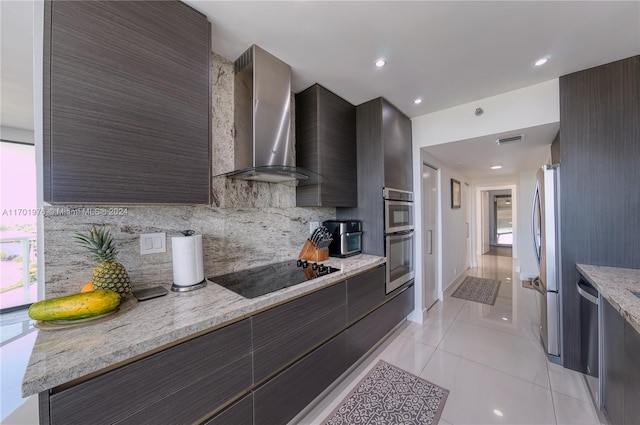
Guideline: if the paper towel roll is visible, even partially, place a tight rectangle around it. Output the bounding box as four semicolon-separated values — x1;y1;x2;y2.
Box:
172;234;204;286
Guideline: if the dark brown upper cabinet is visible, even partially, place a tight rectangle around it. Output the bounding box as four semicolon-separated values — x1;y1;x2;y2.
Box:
295;84;357;207
353;97;413;192
43;1;211;204
380;98;413;192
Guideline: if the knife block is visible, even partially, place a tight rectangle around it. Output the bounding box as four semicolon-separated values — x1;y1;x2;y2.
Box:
298;239;329;262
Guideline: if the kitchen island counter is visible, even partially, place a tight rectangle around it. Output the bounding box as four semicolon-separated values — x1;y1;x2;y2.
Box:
577;264;640;334
22;254;385;397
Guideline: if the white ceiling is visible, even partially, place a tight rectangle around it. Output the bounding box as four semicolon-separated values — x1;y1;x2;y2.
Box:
187;0;640;118
423;122;560;180
2;1;639;180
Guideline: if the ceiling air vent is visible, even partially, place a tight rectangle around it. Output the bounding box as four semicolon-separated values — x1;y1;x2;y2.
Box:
496;134;525;145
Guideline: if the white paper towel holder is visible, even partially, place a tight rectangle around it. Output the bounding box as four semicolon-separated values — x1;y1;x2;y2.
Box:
170;230;208;293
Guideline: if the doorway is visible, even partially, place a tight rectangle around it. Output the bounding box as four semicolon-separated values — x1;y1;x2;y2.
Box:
485;190;513;257
494;194;513;246
476;185;517;260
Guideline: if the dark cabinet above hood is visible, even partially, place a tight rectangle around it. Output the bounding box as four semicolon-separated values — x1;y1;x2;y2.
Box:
221;45;320;185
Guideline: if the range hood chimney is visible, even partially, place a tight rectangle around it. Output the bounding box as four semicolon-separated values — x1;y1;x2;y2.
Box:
223;45;319;184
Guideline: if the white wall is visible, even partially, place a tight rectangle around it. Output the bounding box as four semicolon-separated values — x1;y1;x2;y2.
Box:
411;79;559;147
410;79;559;322
439;166;470;292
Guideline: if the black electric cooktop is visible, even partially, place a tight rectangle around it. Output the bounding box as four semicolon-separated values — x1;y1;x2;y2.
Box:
210;260;339;299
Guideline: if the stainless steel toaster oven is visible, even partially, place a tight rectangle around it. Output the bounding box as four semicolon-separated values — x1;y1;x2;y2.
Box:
323;220;362;257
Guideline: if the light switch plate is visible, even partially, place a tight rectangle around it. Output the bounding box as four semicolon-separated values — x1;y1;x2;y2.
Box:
140;233;166;255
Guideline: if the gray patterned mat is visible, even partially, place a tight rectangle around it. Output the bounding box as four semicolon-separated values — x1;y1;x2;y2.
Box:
451;276;501;305
323;360;449;425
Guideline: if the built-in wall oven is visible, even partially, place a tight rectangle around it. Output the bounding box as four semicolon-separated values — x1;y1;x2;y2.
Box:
384;188;415;293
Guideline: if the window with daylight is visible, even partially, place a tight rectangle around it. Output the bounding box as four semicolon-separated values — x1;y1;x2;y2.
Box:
0;140;39;311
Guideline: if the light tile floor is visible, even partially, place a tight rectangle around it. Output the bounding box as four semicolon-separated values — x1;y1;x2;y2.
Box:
296;254;602;425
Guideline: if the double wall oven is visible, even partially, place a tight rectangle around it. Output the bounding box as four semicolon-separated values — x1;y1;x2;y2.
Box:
384;188;415;293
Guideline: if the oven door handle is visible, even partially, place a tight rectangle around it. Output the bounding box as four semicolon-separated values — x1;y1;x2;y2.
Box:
386;229;415;236
345;232;362;237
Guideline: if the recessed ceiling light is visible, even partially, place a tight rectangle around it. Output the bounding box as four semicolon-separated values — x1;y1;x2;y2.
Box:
375;59;386;68
534;57;548;67
490;164;503;170
493;409;504;417
414;98;423;105
502;317;509;321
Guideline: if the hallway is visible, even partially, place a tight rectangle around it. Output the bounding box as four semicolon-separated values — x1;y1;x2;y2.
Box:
297;254;601;425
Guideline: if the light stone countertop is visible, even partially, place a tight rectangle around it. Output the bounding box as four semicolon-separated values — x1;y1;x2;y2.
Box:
576;264;640;334
22;254;385;397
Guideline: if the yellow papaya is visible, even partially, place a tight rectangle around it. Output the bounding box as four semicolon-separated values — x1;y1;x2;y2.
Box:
28;289;121;321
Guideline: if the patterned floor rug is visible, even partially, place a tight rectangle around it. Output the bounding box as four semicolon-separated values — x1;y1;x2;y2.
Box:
322;360;449;425
451;276;501;305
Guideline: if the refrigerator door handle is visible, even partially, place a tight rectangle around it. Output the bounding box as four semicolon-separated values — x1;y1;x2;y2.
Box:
427;230;433;254
531;182;541;265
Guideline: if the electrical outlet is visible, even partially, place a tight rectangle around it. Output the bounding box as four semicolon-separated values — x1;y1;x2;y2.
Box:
310;221;320;234
140;233;166;255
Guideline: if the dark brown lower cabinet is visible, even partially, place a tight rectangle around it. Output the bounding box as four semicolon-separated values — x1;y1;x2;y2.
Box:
602;297;640;425
253;303;347;384
624;321;640;424
347;283;414;364
251;282;347;385
254;332;348;425
40;266;414;425
43;319;252;425
115;355;252;425
603;298;625;425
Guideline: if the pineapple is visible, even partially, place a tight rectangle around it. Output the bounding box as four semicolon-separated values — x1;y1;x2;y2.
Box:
75;226;131;298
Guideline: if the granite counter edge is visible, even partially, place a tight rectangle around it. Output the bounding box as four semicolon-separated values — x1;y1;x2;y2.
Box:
576;264;640;334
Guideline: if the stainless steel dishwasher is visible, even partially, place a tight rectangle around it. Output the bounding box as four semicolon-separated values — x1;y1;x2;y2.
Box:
577;277;600;407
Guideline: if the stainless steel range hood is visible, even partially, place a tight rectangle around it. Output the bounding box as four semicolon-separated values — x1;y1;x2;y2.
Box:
224;45;319;185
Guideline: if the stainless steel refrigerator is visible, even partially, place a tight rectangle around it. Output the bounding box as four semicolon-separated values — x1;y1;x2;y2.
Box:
532;164;562;363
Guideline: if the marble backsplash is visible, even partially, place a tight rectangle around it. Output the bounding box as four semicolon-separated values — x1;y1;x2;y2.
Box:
43;206;334;298
43;51;335;297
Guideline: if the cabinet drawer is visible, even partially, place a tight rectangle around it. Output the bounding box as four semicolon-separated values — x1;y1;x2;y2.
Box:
49;319;251;425
253;281;346;349
347;284;413;364
117;354;252;425
254;332;348;425
347;265;385;324
203;393;253;425
254;304;346;383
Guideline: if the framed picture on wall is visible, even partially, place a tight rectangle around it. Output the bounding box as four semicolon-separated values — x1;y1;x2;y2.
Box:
451;179;461;209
